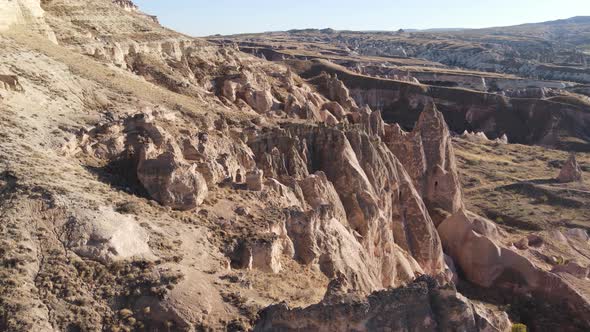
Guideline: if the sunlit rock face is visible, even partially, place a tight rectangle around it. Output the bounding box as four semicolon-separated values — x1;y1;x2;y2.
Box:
384;103;464;224
254;276;512;332
0;0;57;43
249;123;447;293
112;0;138;12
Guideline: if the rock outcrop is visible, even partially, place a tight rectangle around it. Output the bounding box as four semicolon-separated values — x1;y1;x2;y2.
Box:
293;60;590;147
558;153;584;183
246;169;264;191
230;236;289;274
137;149;208;210
112;0;138;12
385;103;464;223
0;74;23;92
218;68;352;124
0;0;57;43
254;276;511;332
438;210;522;288
124;112;210;210
69;206;155;263
324;74;358;110
437;209;590;329
64;109;255;210
461;130;509;144
250;123;447;292
552;261;590;279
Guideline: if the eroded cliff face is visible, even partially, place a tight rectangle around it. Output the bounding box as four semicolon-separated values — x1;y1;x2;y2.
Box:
0;0;56;42
64;93;590;331
1;1;589;331
255;276;511;332
330;61;575;93
438;210;590;331
42;0;194;69
384;103;464;222
112;0;138;12
299;60;590;148
319;30;590;84
64;104;450;295
249;122;447;291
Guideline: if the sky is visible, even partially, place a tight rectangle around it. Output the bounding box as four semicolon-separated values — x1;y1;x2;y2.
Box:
134;0;590;37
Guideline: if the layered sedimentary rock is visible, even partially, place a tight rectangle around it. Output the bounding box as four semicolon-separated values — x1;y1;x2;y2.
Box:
250;123;447;292
296;60;590;147
112;0;138;12
304;28;590;83
373;104;590;330
65;104;453;299
48;48;590;330
0;0;57;43
254;276;511;332
406;71;570;93
41;0;196;69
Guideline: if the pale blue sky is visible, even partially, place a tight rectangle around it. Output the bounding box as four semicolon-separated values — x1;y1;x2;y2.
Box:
134;0;590;36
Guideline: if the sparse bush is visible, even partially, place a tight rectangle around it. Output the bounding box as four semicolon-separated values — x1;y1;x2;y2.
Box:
512;323;527;332
115;201;141;215
555;255;565;265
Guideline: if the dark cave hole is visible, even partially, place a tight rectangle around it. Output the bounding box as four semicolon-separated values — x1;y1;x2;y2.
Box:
84;156;150;199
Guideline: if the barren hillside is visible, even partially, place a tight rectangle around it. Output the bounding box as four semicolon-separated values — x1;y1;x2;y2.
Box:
0;1;589;332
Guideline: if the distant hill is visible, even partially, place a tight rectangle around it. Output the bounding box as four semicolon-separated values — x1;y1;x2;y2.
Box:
404;28;469;32
462;16;590;47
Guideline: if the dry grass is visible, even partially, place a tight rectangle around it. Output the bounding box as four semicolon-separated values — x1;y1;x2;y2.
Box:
5;28;251;124
454;138;590;232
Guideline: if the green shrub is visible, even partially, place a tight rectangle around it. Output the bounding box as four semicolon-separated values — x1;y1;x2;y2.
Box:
512;323;527;332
